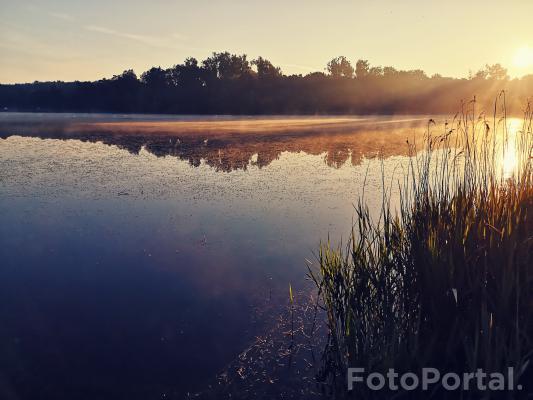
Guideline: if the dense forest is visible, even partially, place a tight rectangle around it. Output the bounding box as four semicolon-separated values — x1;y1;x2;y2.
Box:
1;52;532;115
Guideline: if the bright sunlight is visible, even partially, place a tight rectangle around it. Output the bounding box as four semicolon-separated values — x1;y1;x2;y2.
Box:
513;46;533;69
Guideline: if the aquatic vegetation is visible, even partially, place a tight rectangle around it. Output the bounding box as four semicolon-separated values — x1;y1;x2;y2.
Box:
311;95;533;398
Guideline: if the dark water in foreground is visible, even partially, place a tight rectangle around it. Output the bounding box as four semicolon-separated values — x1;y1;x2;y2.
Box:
0;113;439;399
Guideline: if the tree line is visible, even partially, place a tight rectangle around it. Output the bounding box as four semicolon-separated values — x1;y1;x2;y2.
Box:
1;52;532;115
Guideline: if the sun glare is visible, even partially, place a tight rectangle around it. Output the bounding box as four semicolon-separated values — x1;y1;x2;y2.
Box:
501;119;521;179
513;46;533;69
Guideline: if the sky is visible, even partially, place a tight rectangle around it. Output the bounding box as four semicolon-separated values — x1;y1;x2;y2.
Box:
1;0;533;83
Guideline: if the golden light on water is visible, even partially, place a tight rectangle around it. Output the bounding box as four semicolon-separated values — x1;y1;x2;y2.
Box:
501;118;521;179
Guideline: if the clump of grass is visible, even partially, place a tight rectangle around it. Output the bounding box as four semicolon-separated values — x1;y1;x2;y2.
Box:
311;95;533;398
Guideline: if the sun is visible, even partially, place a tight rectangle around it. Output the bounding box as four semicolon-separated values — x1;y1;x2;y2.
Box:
513;46;533;69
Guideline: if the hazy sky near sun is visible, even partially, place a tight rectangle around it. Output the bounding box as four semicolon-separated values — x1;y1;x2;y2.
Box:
1;0;533;83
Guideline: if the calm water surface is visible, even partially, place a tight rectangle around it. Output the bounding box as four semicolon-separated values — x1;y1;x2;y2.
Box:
0;113;444;399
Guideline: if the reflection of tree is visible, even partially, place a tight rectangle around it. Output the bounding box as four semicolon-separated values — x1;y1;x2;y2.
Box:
0;119;428;172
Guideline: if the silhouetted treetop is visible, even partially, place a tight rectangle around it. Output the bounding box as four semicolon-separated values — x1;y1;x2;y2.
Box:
327;56;354;78
252;57;282;79
355;60;370;79
202;52;252;80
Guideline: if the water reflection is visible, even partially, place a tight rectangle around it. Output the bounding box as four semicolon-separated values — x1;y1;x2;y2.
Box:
3;118;414;399
0;113;431;171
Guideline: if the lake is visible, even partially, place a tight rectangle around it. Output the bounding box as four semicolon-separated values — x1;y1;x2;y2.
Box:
0;113;465;399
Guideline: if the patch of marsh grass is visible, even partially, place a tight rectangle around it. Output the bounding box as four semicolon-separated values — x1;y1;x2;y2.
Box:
311;95;533;398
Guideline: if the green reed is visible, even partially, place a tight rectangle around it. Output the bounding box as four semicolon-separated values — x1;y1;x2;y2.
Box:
310;94;533;398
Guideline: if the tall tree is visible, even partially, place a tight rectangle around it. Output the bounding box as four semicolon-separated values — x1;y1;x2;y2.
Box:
202;52;252;80
140;67;169;88
355;60;370;79
252;57;282;79
327;56;354;78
